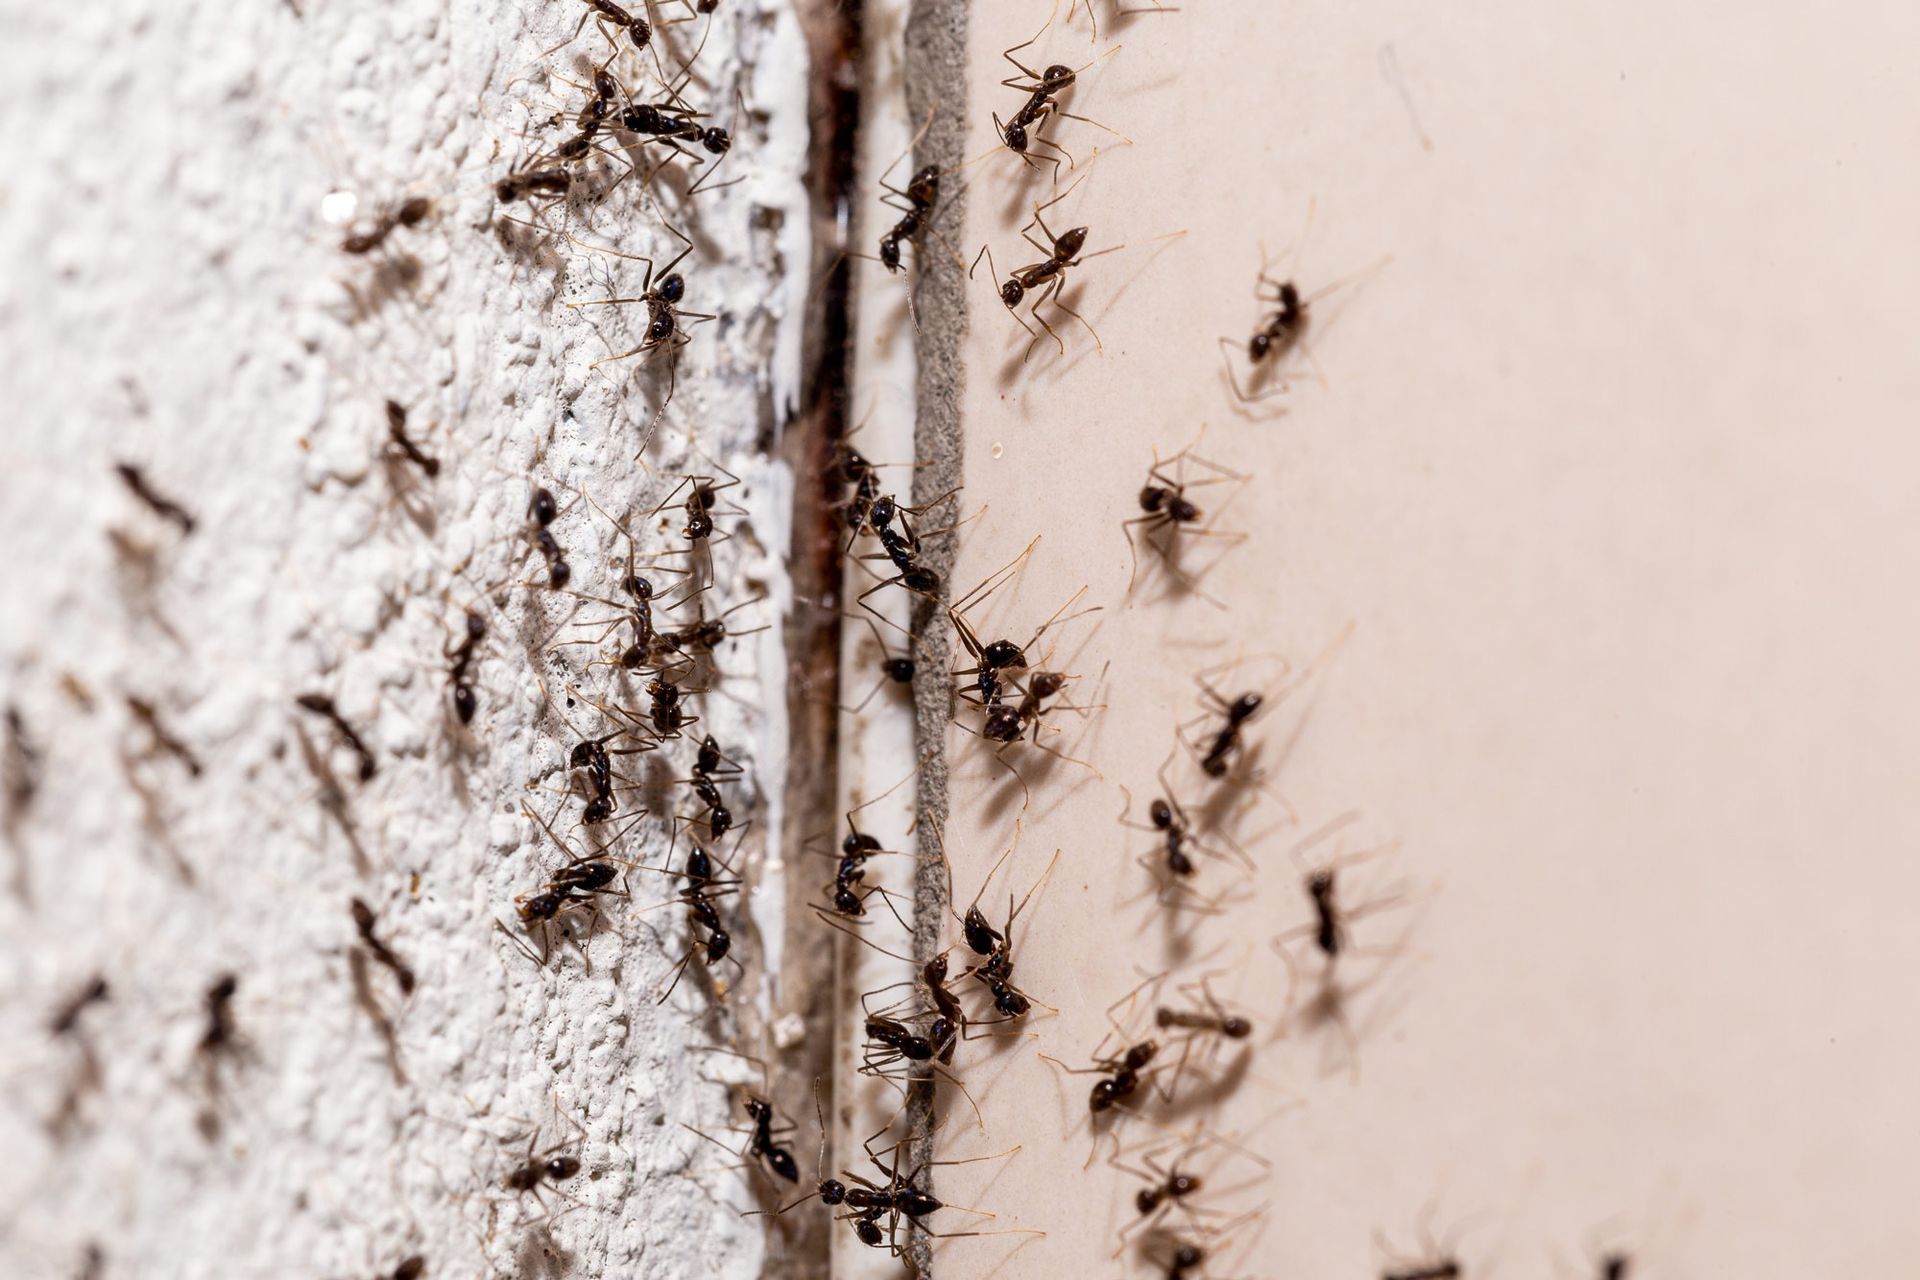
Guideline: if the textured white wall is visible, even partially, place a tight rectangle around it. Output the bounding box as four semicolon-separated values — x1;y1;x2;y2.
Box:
0;0;812;1276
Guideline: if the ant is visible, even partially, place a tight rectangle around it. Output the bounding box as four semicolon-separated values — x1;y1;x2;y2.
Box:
568;219;713;415
50;975;110;1038
341;196;433;255
1123;439;1248;598
197;974;240;1058
1114;1132;1269;1256
382;400;440;478
1153;971;1254;1099
837;1126;1033;1258
494;164;572;206
1121;763;1255;910
1038;972;1170;1158
1218;221;1388;405
648;832;742;1003
542;0;655;61
497;806;639;967
743;1095;800;1183
1189;683;1260;781
295;693;377;781
351;898;416;995
114;463;195;534
993;13;1125;175
524;485;572;588
948;545;1093;713
125;694;204;777
384;1259;426;1280
1274;812;1403;965
878;164;940;273
646;672;697;738
649;458;743;581
956;845;1060;1021
678;733;743;844
499;1124;584;1216
444;608;486;725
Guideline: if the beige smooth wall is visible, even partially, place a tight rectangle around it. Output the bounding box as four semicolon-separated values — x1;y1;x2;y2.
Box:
920;1;1920;1275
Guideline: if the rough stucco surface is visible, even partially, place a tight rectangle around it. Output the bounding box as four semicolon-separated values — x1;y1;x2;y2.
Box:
0;1;810;1275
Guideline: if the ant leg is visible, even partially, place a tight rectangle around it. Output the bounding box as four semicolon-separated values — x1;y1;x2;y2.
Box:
1024;279;1068;361
1000;0;1062;81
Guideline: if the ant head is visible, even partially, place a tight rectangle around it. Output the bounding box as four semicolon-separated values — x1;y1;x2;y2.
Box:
1030;670;1067;697
647;312;675;344
884;656;915;683
464;609;487;641
630;18;652;47
529;488;558;526
702;127;731;155
1056;226;1089;259
908;165;940;197
1089;1079;1119;1112
698;0;718;11
705;929;732;963
697;733;724;769
708;805;733;838
570;740;606;769
878;233;902;272
999;278;1025;308
819;1178;847;1206
1149;798;1174;830
396;196;433;226
1042;63;1076;89
494;177;520;203
842;830;882;856
624;572;655;600
619;644;647;671
768;1147;800;1183
1170;495;1201;523
1004;121;1029;152
1127;1041;1159;1070
993;983;1030;1017
686;511;714;539
593;68;619;98
833;885;864;915
836;445;870;482
1173;1244;1205;1269
393;1258;426;1280
1602;1254;1630;1280
1247;332;1272;362
982;639;1025;670
546;1155;582;1181
925;951;950;983
1223;1016;1252;1038
900;1189;940;1216
983;704;1023;743
744;1096;772;1122
454;684;478;724
1279;280;1302;314
870;495;897;526
1139;484;1169;513
1231;692;1263;721
660;272;686;303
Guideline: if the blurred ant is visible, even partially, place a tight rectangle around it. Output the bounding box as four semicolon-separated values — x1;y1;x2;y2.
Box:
1038;972;1168;1162
648;457;743;585
498;1120;585;1218
1153;971;1254;1101
382;400;440;478
993;11;1126;175
197;973;241;1059
1120;759;1255;911
523;484;573;589
1123;439;1248;600
1114;1131;1269;1257
840;612;915;715
384;1259;426;1280
568;218;713;417
1273;812;1404;965
295;693;377;781
126;694;203;777
341;196;433;256
494;164;572;208
445;608;486;725
50;975;111;1038
1219;218;1389;405
114;463;195;534
351;897;416;995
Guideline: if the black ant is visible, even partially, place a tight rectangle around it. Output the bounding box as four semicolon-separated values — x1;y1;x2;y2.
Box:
1123;439;1248;598
685;1057;806;1188
524;485;572;589
836;1126;1033;1257
1190;683;1260;781
1599;1257;1630;1280
678;733;743;844
197;974;240;1058
295;693;377;781
554;487;697;678
1038;972;1170;1157
542;0;655;61
1274;812;1404;965
497;806;638;967
646;672;697;738
382;400;439;478
650;458;743;580
494;165;573;206
647;832;742;1003
878;164;940;273
1120;764;1254;910
114;463;195;535
569;219;713;421
341;196;433;255
1114;1132;1269;1256
993;15;1125;175
948;545;1093;714
385;1258;426;1280
445;608;486;725
351;898;416;995
956;844;1059;1021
